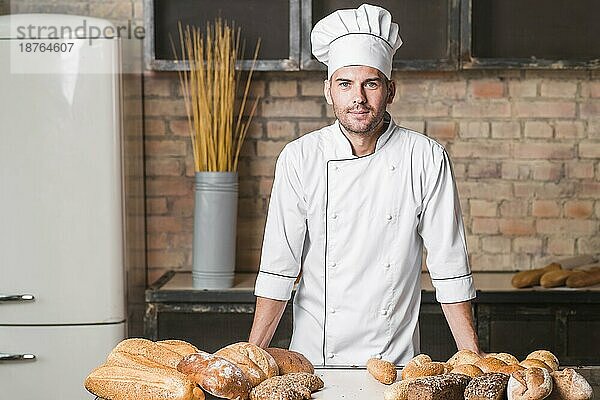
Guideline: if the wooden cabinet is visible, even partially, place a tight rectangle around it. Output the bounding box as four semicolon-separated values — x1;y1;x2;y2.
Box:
145;271;600;364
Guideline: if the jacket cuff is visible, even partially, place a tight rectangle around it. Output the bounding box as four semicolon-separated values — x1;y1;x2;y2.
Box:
254;271;296;301
431;274;476;303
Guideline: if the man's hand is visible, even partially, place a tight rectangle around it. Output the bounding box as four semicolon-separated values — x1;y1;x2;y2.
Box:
440;300;482;355
248;296;288;348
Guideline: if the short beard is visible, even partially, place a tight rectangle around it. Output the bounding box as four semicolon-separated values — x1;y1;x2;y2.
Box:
333;104;387;136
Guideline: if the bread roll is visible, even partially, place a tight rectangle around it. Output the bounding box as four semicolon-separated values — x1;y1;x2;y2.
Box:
447;349;482;368
215;342;278;387
521;358;553;372
566;270;600;288
547;368;593;400
112;338;183;370
178;351;251;400
157;340;200;357
451;364;484;378
486;352;519;365
475;357;508;374
497;364;526;375
407;374;471;400
84;364;204;400
367;358;397;384
265;348;314;374
540;270;575;288
526;350;560;371
401;360;446;380
464;372;510;400
401;354;431;379
512;263;562;288
383;379;414;400
507;367;553;400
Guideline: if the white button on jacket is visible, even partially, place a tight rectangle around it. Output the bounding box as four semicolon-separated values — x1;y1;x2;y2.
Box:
254;116;475;366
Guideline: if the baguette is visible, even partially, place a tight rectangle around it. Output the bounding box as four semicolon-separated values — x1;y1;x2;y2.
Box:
566;270;600;288
512;263;562;288
540;270;575;288
112;338;183;370
84;364;204;400
157;340;200;357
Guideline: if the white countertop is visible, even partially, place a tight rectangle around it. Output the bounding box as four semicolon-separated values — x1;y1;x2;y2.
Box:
312;367;391;399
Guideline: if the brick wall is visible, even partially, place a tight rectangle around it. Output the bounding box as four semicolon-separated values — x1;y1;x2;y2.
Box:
145;69;600;283
6;0;599;283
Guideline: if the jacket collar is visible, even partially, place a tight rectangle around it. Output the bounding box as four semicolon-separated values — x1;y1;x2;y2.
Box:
331;112;396;159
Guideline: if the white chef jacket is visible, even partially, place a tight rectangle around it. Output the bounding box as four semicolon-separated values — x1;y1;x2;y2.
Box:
254;114;475;366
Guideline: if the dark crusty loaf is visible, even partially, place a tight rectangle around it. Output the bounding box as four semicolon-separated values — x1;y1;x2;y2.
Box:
249;373;324;400
464;372;510;400
265;348;314;375
406;373;471;400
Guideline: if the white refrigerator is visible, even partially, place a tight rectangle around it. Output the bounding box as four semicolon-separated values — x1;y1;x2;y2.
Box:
0;14;127;399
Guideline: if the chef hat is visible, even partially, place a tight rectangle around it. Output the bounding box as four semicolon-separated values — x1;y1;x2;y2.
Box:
311;3;403;79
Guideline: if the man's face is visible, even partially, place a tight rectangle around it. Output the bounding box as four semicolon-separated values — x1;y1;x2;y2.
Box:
324;66;395;136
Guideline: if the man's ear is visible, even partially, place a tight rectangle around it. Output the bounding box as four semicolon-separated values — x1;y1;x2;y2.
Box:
324;79;333;105
387;80;396;105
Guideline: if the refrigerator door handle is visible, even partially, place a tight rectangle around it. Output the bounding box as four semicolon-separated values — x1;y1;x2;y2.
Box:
0;353;36;361
0;294;35;302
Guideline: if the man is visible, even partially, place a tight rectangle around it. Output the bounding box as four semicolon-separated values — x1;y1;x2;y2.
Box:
249;4;481;366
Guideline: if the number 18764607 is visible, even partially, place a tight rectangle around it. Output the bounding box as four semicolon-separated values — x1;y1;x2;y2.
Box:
18;42;74;53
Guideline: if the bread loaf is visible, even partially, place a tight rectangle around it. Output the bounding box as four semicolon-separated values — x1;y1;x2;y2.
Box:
157;340;200;357
547;368;593;400
249;373;323;400
402;360;446;380
264;348;314;374
507;367;553;400
383;379;414;400
177;351;251;400
486;352;519;365
112;338;183;370
566;270;600;288
520;358;553;372
447;349;482;368
526;350;560;371
215;342;278;387
367;358;397;384
464;372;510;400
84;364;204;400
497;364;526;375
540;270;575;288
406;373;471;400
106;350;175;373
475;357;508;374
450;364;484;378
512;263;562;288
